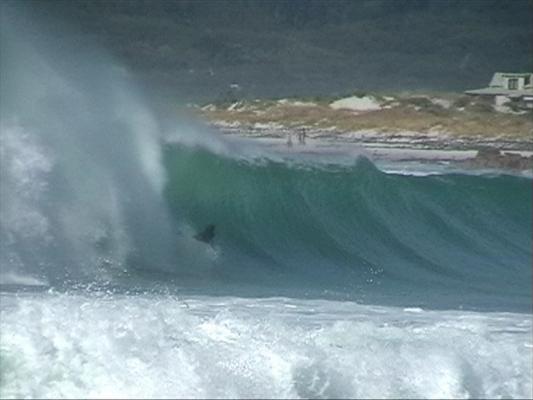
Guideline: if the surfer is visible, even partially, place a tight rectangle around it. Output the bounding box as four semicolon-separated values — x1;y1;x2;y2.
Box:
194;224;216;245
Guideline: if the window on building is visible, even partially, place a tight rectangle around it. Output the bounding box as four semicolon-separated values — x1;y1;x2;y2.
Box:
508;78;519;90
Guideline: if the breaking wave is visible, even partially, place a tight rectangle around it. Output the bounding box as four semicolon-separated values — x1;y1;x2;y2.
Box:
1;6;531;312
1;5;531;399
162;145;532;311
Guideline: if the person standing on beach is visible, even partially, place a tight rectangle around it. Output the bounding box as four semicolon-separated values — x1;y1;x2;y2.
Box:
287;132;293;147
297;127;307;145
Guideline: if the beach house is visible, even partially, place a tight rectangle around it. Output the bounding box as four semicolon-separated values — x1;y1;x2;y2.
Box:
465;72;533;109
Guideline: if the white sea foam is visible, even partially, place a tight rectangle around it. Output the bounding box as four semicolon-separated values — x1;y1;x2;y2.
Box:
1;292;530;399
0;123;53;243
0;272;47;286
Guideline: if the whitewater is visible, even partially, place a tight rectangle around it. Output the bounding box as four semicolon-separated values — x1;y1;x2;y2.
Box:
1;5;531;399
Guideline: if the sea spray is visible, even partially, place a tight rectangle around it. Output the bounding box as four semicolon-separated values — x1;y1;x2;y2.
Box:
0;6;191;285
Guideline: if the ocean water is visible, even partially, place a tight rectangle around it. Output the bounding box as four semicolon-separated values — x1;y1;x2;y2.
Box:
161;145;531;313
1;292;531;399
1;5;532;399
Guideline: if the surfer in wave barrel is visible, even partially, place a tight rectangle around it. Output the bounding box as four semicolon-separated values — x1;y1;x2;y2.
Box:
194;224;216;245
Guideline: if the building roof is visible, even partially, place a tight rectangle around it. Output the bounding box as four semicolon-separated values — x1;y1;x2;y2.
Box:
465;88;533;97
466;72;533;97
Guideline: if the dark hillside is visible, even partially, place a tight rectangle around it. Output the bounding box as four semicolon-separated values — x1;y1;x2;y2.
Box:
6;0;532;102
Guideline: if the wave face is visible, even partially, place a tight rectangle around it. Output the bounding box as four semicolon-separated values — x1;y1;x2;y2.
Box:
164;145;532;311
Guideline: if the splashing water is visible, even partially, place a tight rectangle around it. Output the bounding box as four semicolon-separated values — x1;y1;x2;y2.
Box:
1;4;531;399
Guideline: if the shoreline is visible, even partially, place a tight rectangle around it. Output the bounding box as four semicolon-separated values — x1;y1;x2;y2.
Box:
202;120;533;175
210;120;533;150
191;92;532;173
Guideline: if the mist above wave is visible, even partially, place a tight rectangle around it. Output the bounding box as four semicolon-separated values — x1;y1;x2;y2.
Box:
0;7;185;285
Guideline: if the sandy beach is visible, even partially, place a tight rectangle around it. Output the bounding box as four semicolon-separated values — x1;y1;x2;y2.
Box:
193;93;533;174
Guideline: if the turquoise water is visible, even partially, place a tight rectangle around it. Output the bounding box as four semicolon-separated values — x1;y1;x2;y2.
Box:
162;145;532;311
